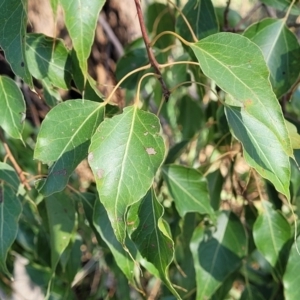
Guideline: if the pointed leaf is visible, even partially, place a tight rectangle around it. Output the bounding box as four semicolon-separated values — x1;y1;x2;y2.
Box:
0;185;22;278
0;76;26;140
60;0;106;76
283;236;300;300
285;120;300;149
34;100;104;196
253;201;292;273
190;211;246;299
45;192;75;272
162;165;215;219
93;198;137;287
190;33;292;199
88;106;165;243
25;34;72;89
0;0;32;86
127;189;179;297
176;0;219;41
244;18;300;97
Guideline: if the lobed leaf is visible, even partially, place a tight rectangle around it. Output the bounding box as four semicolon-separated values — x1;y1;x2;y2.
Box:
0;76;26;140
60;0;106;77
190;32;292;199
34;100;104;196
88;106;166;244
0;0;32;86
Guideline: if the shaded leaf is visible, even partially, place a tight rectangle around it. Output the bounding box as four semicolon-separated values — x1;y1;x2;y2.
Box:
253;201;292;273
0;0;32;86
26;34;72;89
88;106;165;244
127;189;179;297
164;140;189;164
240;284;266;300
176;0;219;41
45;192;75;272
162;165;215;219
283;236;300;300
0;76;26;140
0;162;20;190
190;211;246;299
207;169;223;211
0;185;22;278
60;0;106;77
260;0;300;16
34;100;104;196
244;18;300;97
190;32;292;199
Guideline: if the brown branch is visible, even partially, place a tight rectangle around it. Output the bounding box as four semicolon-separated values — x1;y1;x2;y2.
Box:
223;0;231;31
134;0;170;102
0;130;31;190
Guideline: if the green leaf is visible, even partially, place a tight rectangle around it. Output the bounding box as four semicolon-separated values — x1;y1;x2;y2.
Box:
190;32;292;199
283;236;300;300
0;0;32;86
0;185;22;278
88;106;166;244
50;0;59;16
34;100;104;196
162;165;215;219
45;192;75;272
244;18;300;97
190;211;246;299
25;34;72;90
285;120;300;149
253;201;292;273
0;76;26;140
93;198;138;288
127;189;179;297
176;0;219;41
60;0;106;77
207;169;223;211
0;162;20;190
260;0;300;16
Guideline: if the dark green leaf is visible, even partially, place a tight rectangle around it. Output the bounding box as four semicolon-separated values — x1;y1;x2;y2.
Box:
207;169;223;211
0;76;26;140
0;162;20;190
244;18;300;97
0;0;32;86
162;164;215;219
88;106;165;244
260;0;300;16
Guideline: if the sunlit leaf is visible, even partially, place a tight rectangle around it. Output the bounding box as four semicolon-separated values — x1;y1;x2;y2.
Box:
45;192;75;272
127;189;180;297
162;165;215;219
190;211;246;299
34;100;104;196
190;32;292;199
60;0;106;77
285;120;300;149
26;34;72;90
0;76;26;140
244;18;300;97
0;0;32;86
253;201;292;273
88;106;166;244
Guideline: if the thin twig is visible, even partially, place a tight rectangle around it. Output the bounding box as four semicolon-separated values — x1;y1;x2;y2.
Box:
134;0;170;101
0;130;31;190
223;0;231;31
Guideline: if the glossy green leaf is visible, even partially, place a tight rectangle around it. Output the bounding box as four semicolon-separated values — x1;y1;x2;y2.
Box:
0;76;26;140
176;0;219;41
253;201;292;273
34;100;104;196
283;236;300;300
88;106;165;244
93;198;138;288
0;0;32;86
244;18;300;97
190;33;292;199
127;189;179;297
25;34;72;90
60;0;106;77
0;162;20;190
190;211;246;299
0;185;22;278
260;0;300;16
162;165;215;219
146;3;175;49
45;192;75;272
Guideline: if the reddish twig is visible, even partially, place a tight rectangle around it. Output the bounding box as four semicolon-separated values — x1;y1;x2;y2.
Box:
134;0;170;101
0;130;31;190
